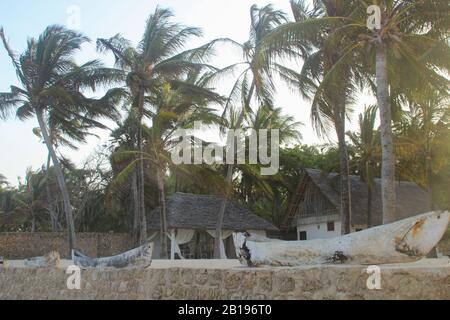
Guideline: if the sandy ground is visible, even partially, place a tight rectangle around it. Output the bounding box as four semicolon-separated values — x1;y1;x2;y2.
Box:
2;257;449;270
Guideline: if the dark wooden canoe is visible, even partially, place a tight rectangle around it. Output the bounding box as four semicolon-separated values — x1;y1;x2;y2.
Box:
72;243;153;269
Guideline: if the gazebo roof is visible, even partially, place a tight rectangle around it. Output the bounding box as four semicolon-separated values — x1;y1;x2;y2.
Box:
147;192;279;232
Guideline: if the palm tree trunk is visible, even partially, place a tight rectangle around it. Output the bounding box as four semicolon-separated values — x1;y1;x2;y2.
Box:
367;186;372;228
157;168;168;259
214;82;256;259
131;167;140;246
36;109;76;255
136;90;147;245
375;43;396;224
425;131;434;210
45;153;59;232
333;103;352;235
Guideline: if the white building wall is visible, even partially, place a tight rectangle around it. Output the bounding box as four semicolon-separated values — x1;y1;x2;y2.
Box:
297;220;369;240
297;221;342;240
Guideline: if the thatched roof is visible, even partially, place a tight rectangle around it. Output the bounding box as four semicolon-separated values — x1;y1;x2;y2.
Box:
147;193;278;232
299;169;430;226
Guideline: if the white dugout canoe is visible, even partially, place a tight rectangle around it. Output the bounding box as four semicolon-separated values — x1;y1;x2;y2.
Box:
233;211;450;267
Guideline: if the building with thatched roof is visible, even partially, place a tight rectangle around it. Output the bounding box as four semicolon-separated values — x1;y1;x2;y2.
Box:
148;192;278;259
283;169;430;241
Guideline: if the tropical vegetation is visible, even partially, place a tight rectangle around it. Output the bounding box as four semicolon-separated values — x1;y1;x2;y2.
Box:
0;1;448;258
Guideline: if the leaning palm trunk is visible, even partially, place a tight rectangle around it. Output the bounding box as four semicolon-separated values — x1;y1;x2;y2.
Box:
36;110;76;255
156;169;168;259
214;82;256;259
333;102;352;235
375;43;396;223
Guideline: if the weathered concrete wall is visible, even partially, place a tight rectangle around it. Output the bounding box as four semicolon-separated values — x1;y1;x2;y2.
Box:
0;262;449;300
0;233;133;259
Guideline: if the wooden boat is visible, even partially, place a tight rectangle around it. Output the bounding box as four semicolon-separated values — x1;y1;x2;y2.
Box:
72;243;153;269
233;211;450;267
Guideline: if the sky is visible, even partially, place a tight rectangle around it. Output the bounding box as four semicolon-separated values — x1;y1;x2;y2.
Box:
0;0;376;185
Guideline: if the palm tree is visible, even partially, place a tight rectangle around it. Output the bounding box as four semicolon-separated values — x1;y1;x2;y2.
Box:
97;7;217;246
14;168;47;232
262;0;359;234
0;25;123;254
147;77;222;257
33;114;112;232
247;104;303;143
212;4;307;257
395;89;450;210
113;74;223;257
351;0;449;222
109;114;144;244
348;106;381;227
239;104;303;222
263;0;449;224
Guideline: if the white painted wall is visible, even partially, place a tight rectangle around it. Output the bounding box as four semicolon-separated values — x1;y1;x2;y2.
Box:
297;221;342;240
297;221;369;240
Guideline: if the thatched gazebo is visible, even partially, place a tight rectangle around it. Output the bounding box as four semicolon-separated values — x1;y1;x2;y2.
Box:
147;193;278;259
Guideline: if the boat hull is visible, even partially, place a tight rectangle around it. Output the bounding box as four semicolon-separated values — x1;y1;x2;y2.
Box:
72;243;153;269
233;211;450;267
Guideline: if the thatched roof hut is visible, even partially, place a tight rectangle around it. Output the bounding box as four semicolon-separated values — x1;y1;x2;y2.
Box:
148;193;278;259
284;169;430;238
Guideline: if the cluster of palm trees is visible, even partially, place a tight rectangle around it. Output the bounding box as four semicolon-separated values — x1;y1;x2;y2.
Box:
0;1;448;258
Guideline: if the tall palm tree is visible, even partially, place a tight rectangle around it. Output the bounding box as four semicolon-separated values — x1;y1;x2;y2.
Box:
97;7;217;246
146;77;223;257
348;0;449;222
109;114;144;244
262;0;359;234
348;106;381;227
113;74;223;257
212;4;307;257
0;25;123;254
263;0;449;224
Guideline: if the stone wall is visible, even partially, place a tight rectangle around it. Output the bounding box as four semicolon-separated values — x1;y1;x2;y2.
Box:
0;233;133;259
0;262;449;300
